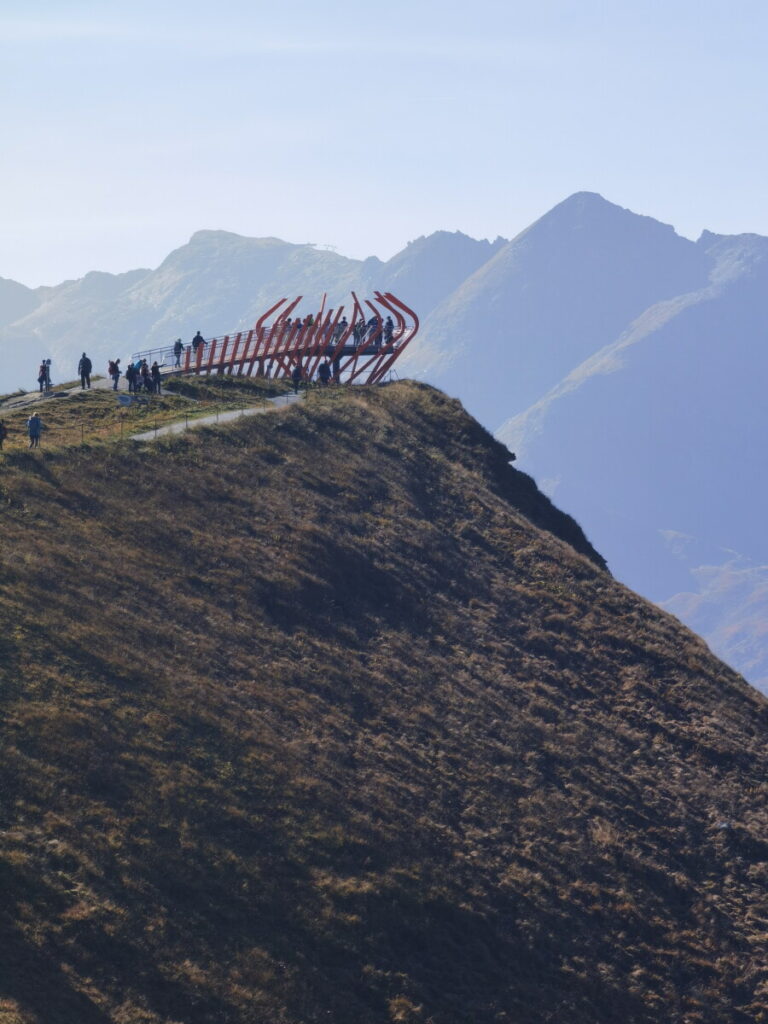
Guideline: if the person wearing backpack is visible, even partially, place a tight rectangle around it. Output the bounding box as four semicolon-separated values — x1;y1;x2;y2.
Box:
108;359;121;391
78;352;92;390
37;360;47;393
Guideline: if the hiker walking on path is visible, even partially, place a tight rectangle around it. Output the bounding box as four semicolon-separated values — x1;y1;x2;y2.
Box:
291;362;303;394
37;360;47;393
151;361;162;394
27;413;42;448
191;331;205;355
173;338;184;367
108;359;121;391
78;353;92;390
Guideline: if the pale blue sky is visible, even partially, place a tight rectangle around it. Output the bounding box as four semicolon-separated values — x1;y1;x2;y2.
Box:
2;0;767;286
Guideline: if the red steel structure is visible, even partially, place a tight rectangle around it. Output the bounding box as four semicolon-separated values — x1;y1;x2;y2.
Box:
133;292;419;385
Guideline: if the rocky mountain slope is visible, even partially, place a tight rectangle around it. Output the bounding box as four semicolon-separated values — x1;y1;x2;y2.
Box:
1;382;768;1023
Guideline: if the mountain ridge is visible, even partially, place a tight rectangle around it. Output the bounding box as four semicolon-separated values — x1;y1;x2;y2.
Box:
2;380;768;1022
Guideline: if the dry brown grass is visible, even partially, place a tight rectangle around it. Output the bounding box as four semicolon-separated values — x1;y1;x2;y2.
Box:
0;381;766;1023
0;376;291;449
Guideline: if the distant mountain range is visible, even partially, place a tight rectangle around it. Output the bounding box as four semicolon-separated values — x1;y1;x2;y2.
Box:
2;193;766;690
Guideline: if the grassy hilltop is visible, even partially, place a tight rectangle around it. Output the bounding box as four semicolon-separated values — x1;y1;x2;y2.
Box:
1;381;767;1024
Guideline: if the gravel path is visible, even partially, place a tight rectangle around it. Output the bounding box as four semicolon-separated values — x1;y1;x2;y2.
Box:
129;392;304;441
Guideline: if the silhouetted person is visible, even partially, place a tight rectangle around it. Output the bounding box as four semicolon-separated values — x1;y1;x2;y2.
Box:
318;361;331;385
151;361;162;394
108;359;121;390
37;360;46;393
291;363;303;394
173;338;184;366
366;316;380;347
78;352;92;389
333;318;347;343
192;331;205;354
384;316;394;344
27;413;42;448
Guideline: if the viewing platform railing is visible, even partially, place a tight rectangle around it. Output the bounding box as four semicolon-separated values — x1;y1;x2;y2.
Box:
129;291;418;386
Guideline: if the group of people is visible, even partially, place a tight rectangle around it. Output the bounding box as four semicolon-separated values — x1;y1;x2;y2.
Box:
278;314;394;348
171;332;205;367
290;360;333;392
31;351;168;398
78;353;163;394
125;359;163;394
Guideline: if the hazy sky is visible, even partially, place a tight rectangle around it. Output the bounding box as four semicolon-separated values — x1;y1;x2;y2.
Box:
2;0;767;286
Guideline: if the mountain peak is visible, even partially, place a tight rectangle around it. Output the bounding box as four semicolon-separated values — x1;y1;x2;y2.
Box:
527;191;682;241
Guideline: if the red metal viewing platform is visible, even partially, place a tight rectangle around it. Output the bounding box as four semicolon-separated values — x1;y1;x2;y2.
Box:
130;292;419;385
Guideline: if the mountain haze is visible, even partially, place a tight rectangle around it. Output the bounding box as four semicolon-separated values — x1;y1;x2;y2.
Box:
0;230;503;394
2;382;768;1023
405;192;712;423
2;194;767;687
496;220;768;687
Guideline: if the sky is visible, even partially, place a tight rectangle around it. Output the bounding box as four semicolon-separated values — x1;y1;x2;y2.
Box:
2;0;767;287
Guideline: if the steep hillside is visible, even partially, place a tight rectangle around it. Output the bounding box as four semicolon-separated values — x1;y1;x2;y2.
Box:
1;382;768;1024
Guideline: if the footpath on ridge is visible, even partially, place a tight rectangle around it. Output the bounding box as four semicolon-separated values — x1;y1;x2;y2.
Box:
129;390;304;441
0;374;305;442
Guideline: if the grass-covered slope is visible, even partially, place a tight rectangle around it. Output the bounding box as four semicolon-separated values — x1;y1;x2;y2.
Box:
1;382;767;1024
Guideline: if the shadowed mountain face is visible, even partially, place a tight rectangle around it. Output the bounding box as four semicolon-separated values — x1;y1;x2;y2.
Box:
1;382;767;1023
